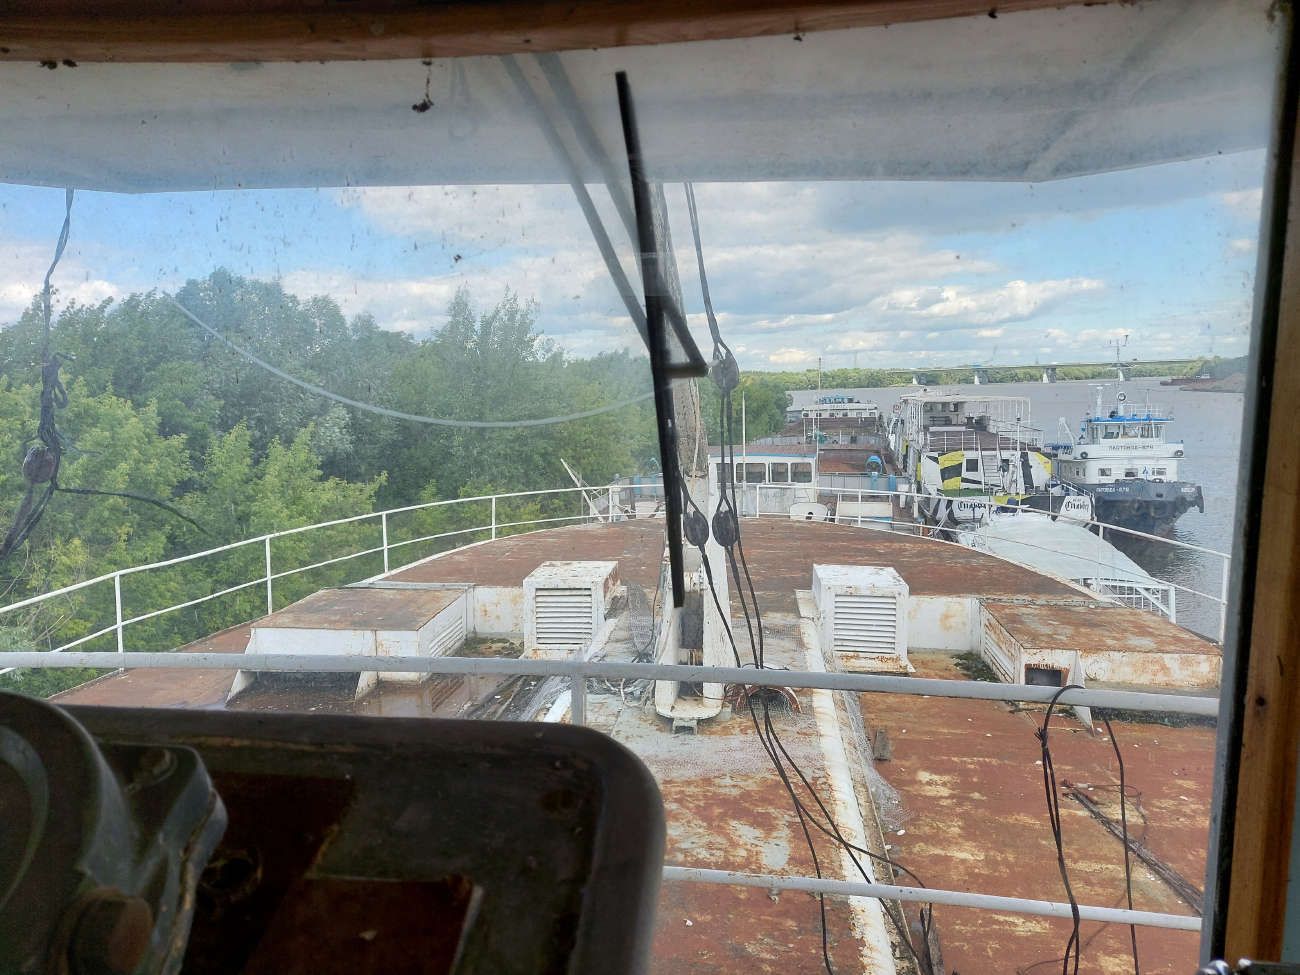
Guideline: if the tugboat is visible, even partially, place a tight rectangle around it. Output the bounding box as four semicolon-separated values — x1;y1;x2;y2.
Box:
888;391;1091;527
1047;387;1204;536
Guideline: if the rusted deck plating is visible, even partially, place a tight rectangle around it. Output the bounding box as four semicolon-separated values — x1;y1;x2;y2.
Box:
254;586;465;632
55;519;1215;973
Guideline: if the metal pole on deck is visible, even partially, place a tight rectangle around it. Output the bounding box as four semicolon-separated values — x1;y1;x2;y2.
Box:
742;391;747;515
571;672;586;726
114;573;124;655
1220;556;1230;645
265;537;273;615
858;489;863;527
381;512;390;575
491;496;497;540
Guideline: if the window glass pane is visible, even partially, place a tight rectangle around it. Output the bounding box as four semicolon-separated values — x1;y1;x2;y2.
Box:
0;7;1277;971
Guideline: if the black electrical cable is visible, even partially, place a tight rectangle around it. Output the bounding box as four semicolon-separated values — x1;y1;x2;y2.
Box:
684;395;932;973
1103;715;1141;975
1037;685;1085;975
678;170;935;973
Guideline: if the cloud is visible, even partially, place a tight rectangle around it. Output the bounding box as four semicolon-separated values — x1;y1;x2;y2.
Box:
0;149;1265;372
1220;188;1264;220
867;277;1104;329
768;347;816;364
0;236;125;324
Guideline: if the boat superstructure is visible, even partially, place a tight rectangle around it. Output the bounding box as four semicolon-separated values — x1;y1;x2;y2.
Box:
888;392;1083;525
1048;387;1204;536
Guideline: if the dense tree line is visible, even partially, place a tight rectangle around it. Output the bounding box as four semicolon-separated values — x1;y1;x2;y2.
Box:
0;270;673;692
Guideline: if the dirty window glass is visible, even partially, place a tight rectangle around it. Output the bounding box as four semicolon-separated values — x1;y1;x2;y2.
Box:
0;2;1284;973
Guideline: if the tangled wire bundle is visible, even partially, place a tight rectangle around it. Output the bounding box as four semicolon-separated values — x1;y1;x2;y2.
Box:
0;191;202;562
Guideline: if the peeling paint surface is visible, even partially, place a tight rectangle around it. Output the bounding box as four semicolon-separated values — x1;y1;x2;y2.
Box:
864;651;1213;974
982;600;1222;687
51;520;1220;972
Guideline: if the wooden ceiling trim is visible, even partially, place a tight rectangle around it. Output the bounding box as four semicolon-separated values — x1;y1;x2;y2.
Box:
0;0;1113;64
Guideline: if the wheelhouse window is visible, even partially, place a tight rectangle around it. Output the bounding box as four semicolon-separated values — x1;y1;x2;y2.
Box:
770;463;789;483
744;463;766;483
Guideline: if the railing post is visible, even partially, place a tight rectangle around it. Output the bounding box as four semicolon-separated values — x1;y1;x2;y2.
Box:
1220;556;1230;645
265;537;273;616
609;485;615;523
491;496;497;540
857;489;863;527
114;572;124;656
571;669;586;726
381;512;390;575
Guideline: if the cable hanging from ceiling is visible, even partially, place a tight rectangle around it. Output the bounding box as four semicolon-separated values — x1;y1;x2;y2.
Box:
169;296;659;430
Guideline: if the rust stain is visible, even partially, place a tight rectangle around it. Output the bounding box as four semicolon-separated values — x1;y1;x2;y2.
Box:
983;601;1221;657
255;587;465;630
395;521;666;589
864;651;1213;974
52;621;252;709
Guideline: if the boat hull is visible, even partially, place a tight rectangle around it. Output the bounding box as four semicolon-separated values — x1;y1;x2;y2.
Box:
1090;480;1204;536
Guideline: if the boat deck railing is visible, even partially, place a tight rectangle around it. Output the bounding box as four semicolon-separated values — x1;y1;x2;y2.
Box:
0;483;1230;668
0;482;1227;944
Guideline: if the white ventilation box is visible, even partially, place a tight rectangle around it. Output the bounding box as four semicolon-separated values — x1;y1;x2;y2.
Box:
812;565;910;672
232;585;470;700
524;561;619;658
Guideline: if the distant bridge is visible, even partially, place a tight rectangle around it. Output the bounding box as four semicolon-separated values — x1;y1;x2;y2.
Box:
884;358;1202;385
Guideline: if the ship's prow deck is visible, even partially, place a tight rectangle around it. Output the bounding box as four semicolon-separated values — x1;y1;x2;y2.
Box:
48;517;1216;973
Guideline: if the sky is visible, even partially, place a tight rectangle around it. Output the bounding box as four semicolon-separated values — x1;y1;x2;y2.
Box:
0;148;1267;372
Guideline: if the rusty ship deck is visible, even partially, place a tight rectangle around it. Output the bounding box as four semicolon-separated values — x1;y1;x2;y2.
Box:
53;519;1217;974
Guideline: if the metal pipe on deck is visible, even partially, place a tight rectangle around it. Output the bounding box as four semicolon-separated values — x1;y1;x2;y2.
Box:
660;867;1201;932
3;652;1221;715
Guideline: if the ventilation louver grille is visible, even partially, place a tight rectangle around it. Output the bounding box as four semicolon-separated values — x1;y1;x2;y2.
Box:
832;593;899;652
430;613;467;657
533;588;594;647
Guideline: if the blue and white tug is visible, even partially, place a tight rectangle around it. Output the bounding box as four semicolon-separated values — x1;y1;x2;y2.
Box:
1047;387;1204;536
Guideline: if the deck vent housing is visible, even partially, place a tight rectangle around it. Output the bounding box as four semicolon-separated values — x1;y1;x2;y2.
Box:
524;561;619;658
812;565;910;672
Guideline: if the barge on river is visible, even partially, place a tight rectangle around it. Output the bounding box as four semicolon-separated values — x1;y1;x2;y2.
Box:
887;391;1089;527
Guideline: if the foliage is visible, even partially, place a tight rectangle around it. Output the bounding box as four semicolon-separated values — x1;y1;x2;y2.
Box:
0;274;665;696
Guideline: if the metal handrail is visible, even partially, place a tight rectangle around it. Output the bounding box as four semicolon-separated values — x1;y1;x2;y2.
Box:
0;478;1233;667
0;485;601;670
4;651;1220;715
3;647;1211;933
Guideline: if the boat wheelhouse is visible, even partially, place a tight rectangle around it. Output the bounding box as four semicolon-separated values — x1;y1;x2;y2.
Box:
1049;388;1204;536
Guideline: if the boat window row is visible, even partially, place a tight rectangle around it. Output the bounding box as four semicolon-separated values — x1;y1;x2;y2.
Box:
715;462;814;484
1095;423;1160;439
1065;465;1168;478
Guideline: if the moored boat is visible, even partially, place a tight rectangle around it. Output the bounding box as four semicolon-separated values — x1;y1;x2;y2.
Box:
1046;387;1204;536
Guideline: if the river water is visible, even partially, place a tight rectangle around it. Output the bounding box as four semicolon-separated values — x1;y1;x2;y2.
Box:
853;379;1244;641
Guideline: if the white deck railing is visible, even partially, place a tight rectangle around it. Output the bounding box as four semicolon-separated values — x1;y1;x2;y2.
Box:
0;484;1221;941
0;482;1230;670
